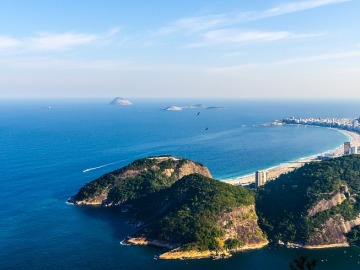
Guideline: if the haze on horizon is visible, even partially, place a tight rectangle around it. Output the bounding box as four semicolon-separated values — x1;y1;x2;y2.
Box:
1;0;360;99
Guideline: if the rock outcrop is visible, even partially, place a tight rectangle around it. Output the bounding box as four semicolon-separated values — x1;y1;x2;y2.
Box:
219;205;268;250
306;214;360;247
308;185;350;217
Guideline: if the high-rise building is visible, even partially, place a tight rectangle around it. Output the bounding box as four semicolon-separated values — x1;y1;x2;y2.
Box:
255;170;267;186
350;146;358;154
344;142;351;155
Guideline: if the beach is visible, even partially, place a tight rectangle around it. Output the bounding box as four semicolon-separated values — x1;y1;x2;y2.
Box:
224;129;360;186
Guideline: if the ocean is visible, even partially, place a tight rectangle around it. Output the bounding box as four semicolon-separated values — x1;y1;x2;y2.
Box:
1;98;359;270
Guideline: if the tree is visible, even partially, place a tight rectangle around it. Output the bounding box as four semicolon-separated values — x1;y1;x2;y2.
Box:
289;256;317;270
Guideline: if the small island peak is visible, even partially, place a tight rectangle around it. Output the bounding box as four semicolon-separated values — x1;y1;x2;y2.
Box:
109;97;133;105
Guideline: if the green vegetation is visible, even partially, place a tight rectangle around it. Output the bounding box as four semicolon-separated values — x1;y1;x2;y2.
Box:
256;155;360;244
346;226;360;246
72;157;203;205
289;256;317;270
133;174;255;251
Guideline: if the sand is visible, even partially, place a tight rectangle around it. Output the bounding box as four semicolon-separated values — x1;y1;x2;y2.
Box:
224;129;360;186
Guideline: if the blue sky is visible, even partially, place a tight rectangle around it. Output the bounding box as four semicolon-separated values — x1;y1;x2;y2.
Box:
1;0;360;98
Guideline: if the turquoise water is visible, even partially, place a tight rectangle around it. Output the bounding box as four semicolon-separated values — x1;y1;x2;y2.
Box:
1;99;359;269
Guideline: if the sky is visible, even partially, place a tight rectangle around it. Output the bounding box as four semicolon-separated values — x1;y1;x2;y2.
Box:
1;0;360;99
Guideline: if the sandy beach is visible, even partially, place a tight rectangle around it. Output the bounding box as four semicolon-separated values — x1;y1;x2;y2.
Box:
224;129;360;186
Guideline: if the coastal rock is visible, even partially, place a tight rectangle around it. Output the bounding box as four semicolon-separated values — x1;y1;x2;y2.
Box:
109;97;133;105
306;214;360;247
219;205;268;251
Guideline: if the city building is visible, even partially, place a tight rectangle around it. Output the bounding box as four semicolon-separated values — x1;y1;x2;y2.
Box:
255;170;267;186
344;142;351;155
350;146;358;154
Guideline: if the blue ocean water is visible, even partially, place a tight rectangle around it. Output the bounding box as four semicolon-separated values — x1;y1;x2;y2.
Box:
1;99;360;270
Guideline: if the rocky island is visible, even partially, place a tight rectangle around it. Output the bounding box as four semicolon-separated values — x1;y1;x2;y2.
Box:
109;97;133;105
69;155;360;259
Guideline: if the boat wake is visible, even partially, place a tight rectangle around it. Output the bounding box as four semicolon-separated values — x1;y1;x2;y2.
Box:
83;161;120;173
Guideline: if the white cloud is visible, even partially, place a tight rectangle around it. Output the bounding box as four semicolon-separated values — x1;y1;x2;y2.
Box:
26;32;98;51
207;50;360;73
0;36;21;48
155;14;229;35
154;0;350;35
0;28;121;52
264;0;349;17
188;29;325;47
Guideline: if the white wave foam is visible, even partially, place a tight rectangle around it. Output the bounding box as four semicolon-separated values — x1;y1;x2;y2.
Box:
120;239;131;246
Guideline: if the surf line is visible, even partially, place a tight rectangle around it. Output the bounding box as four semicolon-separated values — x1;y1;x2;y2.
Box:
83;161;120;173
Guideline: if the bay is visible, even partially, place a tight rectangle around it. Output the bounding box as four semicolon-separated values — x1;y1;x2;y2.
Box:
0;98;359;269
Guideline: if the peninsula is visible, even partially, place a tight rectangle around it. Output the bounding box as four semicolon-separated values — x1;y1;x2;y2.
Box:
69;156;268;259
69;155;360;259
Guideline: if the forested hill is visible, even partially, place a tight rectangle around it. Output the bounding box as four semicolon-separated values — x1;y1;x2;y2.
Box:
69;156;268;259
128;174;268;256
68;156;211;206
256;155;360;247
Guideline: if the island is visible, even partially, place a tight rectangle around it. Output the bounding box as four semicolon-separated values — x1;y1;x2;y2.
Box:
163;104;205;111
109;97;133;105
163;106;183;111
69;155;360;259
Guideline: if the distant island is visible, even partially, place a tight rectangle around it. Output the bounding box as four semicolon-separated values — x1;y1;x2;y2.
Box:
109;97;133;105
163;104;227;111
206;106;226;110
163;106;183;111
69;155;360;259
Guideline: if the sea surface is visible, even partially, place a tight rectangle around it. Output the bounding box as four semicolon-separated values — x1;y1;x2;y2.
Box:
1;98;360;270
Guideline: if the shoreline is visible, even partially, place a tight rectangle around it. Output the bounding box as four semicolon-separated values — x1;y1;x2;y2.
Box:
224;128;360;186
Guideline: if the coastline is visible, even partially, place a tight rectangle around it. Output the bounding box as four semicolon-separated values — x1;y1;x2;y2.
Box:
224;128;360;186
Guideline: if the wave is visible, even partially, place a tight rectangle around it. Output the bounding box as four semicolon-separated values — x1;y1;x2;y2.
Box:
120;239;131;246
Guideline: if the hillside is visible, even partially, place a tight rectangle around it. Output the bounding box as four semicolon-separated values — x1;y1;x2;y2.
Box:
126;174;267;259
256;155;360;247
69;156;268;259
68;156;211;206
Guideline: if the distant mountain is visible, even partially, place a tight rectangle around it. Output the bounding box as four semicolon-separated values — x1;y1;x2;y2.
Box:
109;97;133;105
